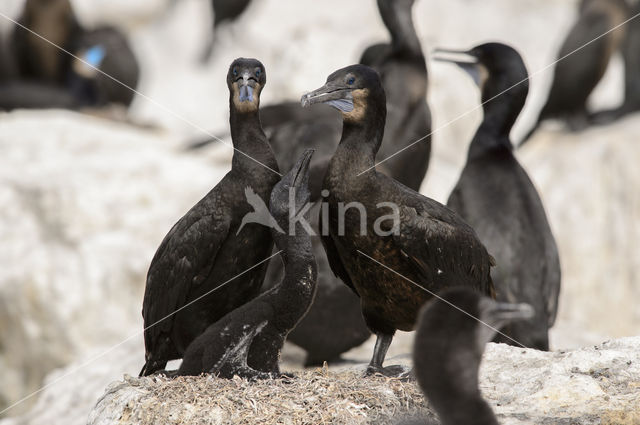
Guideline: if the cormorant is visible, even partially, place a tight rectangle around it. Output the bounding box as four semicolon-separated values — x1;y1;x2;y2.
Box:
139;58;280;376
9;0;140;109
435;43;561;350
522;0;630;143
301;64;495;376
413;288;534;425
0;47;107;111
178;150;317;379
200;0;253;63
259;0;432;368
591;1;640;124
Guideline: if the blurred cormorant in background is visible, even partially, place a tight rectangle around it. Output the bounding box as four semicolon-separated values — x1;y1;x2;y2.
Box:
522;0;630;143
436;42;561;350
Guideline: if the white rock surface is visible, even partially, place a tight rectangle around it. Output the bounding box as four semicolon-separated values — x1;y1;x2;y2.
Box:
0;110;228;415
82;337;640;425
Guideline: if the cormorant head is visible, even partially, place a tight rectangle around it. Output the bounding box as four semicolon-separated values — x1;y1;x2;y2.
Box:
227;58;266;113
269;149;314;239
433;42;529;106
301;64;386;124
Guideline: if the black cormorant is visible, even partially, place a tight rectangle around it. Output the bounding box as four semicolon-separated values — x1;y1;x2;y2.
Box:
522;0;630;143
413;288;534;425
437;43;560;350
178;150;317;379
301;64;495;376
9;0;140;109
200;0;253;63
139;58;280;376
435;43;561;351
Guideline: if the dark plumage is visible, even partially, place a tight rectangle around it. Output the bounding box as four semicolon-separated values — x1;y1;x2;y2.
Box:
591;1;640;123
200;0;253;63
259;0;432;368
413;288;533;425
139;58;280;376
178;150;317;379
435;43;561;350
301;64;495;376
8;0;140;109
522;0;630;143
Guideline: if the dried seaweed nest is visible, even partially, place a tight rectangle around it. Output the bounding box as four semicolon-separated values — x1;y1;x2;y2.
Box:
89;367;432;425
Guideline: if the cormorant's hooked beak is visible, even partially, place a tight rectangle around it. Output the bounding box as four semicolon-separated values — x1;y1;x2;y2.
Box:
488;301;535;322
300;82;354;112
236;71;257;102
432;48;485;88
291;149;314;188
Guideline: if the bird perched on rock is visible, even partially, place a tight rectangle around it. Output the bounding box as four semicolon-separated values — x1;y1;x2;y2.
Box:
435;42;561;350
301;64;495;376
140;58;279;376
522;0;630;143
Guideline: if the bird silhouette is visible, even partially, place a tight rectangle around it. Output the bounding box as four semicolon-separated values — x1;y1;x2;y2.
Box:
237;187;284;235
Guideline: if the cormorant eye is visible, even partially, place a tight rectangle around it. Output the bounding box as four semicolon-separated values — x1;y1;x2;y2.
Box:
233;68;238;76
255;69;261;77
347;77;355;85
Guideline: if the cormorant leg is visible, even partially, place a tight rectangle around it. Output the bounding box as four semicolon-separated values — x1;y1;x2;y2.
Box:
365;333;393;376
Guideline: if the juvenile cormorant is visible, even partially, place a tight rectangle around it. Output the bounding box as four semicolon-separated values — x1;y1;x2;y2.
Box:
139;58;280;376
178;150;317;379
522;0;630;143
301;64;495;376
435;43;561;351
9;0;140;109
413;288;534;425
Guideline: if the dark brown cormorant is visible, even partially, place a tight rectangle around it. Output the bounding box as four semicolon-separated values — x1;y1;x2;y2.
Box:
522;0;630;143
178;150;317;379
591;1;640;124
9;0;140;109
413;288;534;425
139;58;280;376
301;64;495;376
435;43;561;351
258;0;432;368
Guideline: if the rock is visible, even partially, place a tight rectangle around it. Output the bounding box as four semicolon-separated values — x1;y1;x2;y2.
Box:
84;337;640;425
0;110;228;415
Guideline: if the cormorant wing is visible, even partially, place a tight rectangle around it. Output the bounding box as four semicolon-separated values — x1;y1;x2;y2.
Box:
142;211;231;351
393;205;495;298
319;217;359;296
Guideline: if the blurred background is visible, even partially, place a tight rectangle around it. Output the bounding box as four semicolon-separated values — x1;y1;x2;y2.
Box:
0;0;638;423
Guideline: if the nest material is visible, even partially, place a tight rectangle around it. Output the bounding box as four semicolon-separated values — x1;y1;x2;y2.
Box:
106;368;430;425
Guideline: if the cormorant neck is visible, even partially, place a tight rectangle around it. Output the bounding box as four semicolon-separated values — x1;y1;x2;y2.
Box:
379;0;422;59
333;106;386;177
229;103;276;176
468;93;519;158
276;237;316;307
